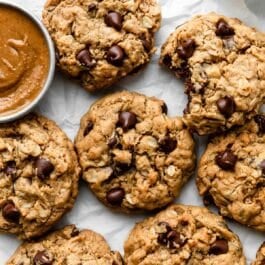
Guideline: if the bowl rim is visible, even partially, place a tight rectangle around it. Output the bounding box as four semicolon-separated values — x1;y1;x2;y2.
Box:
0;0;55;123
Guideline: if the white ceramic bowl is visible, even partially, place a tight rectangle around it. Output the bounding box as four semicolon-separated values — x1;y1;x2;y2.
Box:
0;1;55;123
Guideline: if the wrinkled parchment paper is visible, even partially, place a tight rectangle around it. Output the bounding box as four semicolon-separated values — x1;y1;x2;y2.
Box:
1;0;265;263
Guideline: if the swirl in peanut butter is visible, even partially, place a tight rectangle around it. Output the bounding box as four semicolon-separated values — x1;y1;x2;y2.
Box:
0;6;49;115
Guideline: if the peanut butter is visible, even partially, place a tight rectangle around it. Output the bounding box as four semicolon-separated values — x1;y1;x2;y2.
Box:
0;6;49;115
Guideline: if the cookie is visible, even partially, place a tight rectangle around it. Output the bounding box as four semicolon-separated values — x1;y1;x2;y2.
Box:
252;242;265;265
124;204;246;265
75;91;196;212
160;12;265;135
197;114;265;231
0;114;80;239
6;224;124;265
43;0;161;92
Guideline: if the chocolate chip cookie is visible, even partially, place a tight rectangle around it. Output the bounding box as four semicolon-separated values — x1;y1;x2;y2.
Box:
124;204;246;265
75;91;196;212
197;114;265;231
43;0;161;92
0;114;80;239
252;242;265;265
160;12;265;135
6;225;123;265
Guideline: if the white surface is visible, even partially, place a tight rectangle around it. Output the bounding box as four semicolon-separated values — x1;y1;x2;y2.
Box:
0;0;264;264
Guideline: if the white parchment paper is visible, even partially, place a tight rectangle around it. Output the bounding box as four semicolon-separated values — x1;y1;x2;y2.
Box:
1;0;265;263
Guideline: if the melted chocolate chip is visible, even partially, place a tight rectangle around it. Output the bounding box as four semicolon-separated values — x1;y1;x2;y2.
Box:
33;250;53;265
2;201;20;223
76;49;96;69
104;11;123;31
215;150;237;170
159;137;177;153
118;111;137;131
107;45;125;66
5;161;16;177
209;239;229;255
216;19;235;37
106;188;125;205
176;39;196;59
36;158;54;180
83;121;94;136
254;115;265;133
217;96;235;117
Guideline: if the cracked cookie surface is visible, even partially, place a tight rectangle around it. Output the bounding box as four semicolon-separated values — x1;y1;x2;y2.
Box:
7;225;124;265
160;12;265;135
124;204;246;265
75;91;196;212
252;242;265;265
197;115;265;231
43;0;161;92
0;114;80;239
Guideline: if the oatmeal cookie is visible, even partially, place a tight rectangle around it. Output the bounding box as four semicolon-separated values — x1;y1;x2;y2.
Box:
197;114;265;231
160;12;265;135
124;204;246;265
43;0;161;92
6;225;123;265
75;91;196;212
0;114;80;239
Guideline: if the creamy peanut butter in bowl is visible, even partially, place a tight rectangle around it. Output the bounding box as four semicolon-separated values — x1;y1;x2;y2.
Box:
0;1;55;122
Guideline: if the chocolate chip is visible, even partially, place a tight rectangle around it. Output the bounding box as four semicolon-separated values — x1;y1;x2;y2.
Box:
107;45;125;66
108;136;118;148
5;161;16;177
203;192;214;206
2;201;20;223
83;121;94;136
106;188;125;205
161;102;168;114
167;230;182;248
254;115;265;133
36;158;54;180
216;19;235;37
70;226;80;237
33;250;53;265
88;3;97;11
217;96;235;117
118;111;137;130
157;233;168;245
260;160;265;175
175;62;191;79
215;150;237;170
162;54;172;67
176;39;196;59
105;11;123;31
141;37;152;52
115;162;131;174
209;239;229;255
159;137;177;153
76;49;96;69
